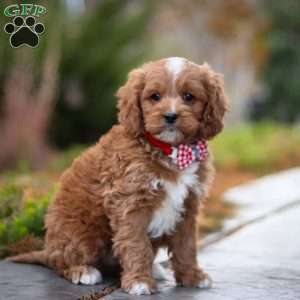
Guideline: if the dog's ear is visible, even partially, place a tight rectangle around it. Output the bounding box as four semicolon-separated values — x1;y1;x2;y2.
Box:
198;63;229;140
117;68;145;137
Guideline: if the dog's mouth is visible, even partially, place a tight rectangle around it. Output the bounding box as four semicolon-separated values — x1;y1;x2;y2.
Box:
155;127;184;144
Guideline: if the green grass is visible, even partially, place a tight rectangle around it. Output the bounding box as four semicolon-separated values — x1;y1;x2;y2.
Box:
211;122;300;172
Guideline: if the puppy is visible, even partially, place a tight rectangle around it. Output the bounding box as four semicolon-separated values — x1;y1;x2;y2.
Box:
9;57;228;295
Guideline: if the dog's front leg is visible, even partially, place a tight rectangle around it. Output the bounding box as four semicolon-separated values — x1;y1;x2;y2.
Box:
169;198;212;289
112;210;156;295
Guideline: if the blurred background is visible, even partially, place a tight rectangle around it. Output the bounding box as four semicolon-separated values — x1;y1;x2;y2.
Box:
0;0;299;256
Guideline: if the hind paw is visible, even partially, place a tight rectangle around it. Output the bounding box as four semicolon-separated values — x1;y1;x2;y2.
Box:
64;266;102;285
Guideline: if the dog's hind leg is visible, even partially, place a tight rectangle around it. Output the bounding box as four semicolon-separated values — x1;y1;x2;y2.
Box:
57;234;109;285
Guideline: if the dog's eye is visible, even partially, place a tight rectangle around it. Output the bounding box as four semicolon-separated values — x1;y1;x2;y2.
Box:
183;92;194;103
150;92;161;101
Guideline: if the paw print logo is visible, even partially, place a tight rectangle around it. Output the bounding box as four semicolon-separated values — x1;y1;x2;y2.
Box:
4;16;45;48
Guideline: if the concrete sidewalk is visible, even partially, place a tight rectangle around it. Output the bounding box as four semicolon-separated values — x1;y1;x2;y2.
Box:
112;200;300;300
1;168;300;300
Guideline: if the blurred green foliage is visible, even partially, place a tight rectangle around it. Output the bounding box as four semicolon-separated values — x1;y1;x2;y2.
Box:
252;0;300;122
211;122;300;172
0;181;56;247
52;0;153;147
0;184;22;220
0;0;153;148
49;145;85;172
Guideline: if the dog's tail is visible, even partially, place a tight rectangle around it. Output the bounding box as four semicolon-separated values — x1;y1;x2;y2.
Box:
7;250;48;266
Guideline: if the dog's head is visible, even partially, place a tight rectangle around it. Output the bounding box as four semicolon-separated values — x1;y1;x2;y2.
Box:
117;57;229;144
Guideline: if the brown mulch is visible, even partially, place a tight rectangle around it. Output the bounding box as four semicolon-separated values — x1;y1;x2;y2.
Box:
6;235;43;257
78;285;119;300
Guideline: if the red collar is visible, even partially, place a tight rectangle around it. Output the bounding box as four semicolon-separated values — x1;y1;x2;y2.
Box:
144;132;173;156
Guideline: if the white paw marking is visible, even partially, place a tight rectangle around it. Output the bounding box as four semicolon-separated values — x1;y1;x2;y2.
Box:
128;282;151;295
152;263;174;281
148;162;202;238
197;275;213;289
79;267;102;285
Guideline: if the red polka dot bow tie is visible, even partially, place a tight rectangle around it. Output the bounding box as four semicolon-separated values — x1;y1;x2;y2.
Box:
144;132;208;170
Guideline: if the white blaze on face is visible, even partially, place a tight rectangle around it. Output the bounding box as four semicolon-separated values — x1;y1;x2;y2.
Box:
166;57;187;113
166;57;186;80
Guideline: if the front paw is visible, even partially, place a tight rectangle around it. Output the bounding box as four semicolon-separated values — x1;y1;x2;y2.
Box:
196;273;213;289
128;282;153;295
176;269;213;289
122;276;156;295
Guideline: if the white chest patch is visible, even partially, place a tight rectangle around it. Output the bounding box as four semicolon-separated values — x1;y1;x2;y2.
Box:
148;163;202;238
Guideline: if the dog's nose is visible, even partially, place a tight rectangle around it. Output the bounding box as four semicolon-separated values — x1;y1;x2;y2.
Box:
164;113;178;124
